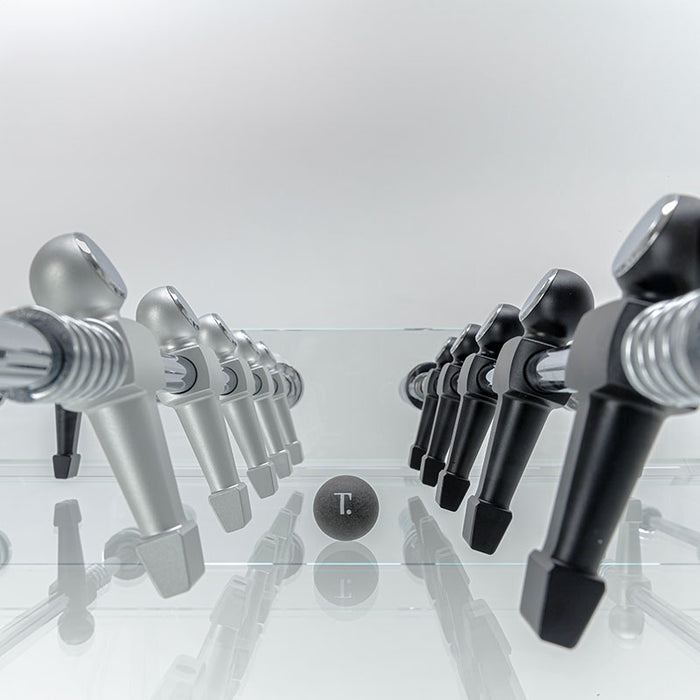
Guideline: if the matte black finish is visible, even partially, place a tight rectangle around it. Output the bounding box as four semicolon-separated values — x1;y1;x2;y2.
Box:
313;475;380;541
464;269;594;553
420;454;448;488
614;194;700;300
53;405;82;479
408;444;429;473
420;325;480;486
521;194;700;648
434;305;523;507
408;338;456;470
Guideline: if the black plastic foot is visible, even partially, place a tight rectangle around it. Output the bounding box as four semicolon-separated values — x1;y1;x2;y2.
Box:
462;496;512;554
419;456;444;486
409;445;426;471
520;549;605;648
53;405;82;479
434;471;470;511
53;454;81;480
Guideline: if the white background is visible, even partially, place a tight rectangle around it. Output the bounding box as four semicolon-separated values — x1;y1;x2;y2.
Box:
2;0;700;328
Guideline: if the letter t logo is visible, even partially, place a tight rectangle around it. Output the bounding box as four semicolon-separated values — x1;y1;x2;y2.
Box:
334;492;353;515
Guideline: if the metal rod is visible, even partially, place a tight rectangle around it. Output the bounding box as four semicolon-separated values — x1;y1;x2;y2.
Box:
0;316;199;397
410;371;433;404
161;354;197;395
403;373;426;404
0;317;58;390
0;316;272;403
526;347;570;393
481;348;570;395
622;289;700;407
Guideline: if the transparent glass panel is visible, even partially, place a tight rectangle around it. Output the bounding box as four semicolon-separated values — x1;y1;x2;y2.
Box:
0;330;698;698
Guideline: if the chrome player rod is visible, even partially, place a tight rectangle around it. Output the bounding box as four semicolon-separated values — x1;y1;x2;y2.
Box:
523;290;700;405
482;348;572;396
407;349;571;404
524;347;571;393
0;317;57;389
406;289;700;409
0;315;233;398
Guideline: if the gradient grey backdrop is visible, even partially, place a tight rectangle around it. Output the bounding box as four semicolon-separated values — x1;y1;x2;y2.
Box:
2;0;700;328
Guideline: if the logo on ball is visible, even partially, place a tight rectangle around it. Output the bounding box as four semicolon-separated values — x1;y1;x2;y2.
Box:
334;492;353;515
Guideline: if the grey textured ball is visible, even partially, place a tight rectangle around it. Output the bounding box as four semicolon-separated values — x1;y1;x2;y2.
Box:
313;475;379;541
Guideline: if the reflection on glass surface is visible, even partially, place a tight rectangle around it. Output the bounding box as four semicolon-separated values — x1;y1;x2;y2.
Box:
0;499;144;657
0;530;11;572
401;497;526;700
154;492;305;700
314;541;379;615
603;499;700;652
640;503;700;560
